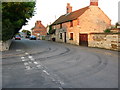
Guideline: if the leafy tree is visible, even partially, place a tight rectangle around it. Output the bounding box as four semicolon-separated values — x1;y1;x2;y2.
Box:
2;2;35;41
22;29;31;36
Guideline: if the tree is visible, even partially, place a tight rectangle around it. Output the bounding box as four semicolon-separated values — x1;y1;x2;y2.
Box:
22;29;31;36
2;2;36;41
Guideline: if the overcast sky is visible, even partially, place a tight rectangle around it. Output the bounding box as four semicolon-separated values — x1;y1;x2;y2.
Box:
20;0;120;31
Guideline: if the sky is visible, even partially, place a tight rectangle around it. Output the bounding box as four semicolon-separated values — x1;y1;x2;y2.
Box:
20;0;120;31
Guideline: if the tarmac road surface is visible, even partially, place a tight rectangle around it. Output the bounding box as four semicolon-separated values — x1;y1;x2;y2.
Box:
2;39;118;89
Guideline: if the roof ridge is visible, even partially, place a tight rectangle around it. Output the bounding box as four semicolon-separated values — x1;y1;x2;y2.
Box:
72;6;89;13
64;6;89;16
52;6;89;25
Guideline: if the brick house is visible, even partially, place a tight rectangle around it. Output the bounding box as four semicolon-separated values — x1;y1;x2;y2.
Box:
51;0;111;46
32;21;47;38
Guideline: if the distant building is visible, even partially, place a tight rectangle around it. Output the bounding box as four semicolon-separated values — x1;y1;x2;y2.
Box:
51;0;111;46
32;21;47;38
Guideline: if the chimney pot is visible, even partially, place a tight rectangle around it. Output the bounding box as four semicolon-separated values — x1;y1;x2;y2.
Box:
90;0;98;6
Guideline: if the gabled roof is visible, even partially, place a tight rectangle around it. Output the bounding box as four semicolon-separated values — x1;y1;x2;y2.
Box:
52;6;89;25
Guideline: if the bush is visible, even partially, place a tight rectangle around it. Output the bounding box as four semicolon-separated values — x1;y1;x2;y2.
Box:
104;29;111;33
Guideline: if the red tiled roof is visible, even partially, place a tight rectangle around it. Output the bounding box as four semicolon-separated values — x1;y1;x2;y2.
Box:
52;6;89;25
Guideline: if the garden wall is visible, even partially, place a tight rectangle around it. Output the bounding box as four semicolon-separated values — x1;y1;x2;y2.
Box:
0;40;12;51
88;33;120;51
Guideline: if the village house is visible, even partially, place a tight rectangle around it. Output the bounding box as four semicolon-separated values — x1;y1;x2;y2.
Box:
51;0;111;46
32;20;47;39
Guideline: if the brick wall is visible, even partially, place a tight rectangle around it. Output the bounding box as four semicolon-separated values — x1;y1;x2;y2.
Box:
88;33;120;51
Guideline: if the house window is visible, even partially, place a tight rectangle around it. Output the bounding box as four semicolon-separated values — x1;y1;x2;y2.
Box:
70;33;73;40
60;33;62;39
60;23;62;29
70;20;73;27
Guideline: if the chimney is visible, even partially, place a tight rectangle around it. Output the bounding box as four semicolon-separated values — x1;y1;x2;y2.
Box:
90;0;98;6
35;20;41;27
66;3;72;13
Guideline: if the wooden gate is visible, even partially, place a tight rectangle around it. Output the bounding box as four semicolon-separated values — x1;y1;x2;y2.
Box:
79;34;88;46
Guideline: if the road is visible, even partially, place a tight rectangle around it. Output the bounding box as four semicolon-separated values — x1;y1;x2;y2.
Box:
2;39;118;89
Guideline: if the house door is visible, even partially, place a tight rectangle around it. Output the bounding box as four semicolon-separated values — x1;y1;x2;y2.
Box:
79;34;88;46
64;32;67;43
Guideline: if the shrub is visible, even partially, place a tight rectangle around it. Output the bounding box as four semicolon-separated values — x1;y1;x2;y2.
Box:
104;29;111;33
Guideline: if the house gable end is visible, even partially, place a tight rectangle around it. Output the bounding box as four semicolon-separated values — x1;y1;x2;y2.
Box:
77;6;111;33
98;7;111;22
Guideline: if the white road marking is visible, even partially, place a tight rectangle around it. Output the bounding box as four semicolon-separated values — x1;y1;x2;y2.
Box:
21;54;65;88
30;58;35;61
25;66;31;70
33;61;38;64
36;65;41;68
24;62;29;66
25;53;29;55
43;70;50;75
21;57;25;59
16;49;21;52
22;59;25;61
28;56;33;59
59;81;64;85
59;87;64;90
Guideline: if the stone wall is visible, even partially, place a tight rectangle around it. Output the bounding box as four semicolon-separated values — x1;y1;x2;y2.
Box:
44;34;56;41
0;40;12;51
88;33;120;51
45;35;51;41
